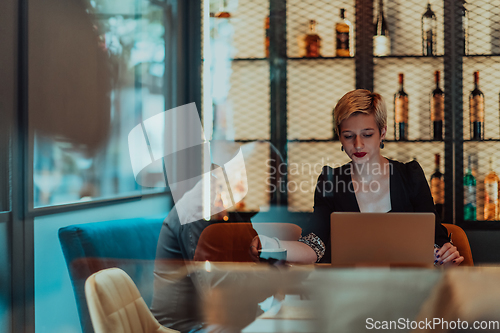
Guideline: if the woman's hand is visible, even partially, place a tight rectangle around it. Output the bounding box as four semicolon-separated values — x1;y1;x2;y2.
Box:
249;236;261;262
435;242;464;267
249;235;281;262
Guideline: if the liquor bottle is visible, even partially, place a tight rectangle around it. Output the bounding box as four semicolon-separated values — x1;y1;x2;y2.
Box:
431;70;444;140
422;2;437;56
469;71;484;140
462;0;469;55
484;157;499;220
214;0;230;18
335;9;352;57
431;154;445;220
373;0;390;56
464;155;476;221
394;73;409;141
211;0;231;41
304;20;321;58
265;16;270;58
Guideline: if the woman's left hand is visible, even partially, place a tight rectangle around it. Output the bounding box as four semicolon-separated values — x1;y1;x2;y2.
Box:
249;236;262;262
249;235;282;262
435;242;464;267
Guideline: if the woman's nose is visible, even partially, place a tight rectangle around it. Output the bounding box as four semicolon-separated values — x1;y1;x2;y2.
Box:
354;136;363;149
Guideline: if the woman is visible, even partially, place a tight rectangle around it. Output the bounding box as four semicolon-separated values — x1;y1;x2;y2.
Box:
252;89;463;266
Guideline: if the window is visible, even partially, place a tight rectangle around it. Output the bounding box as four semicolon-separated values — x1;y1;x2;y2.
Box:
30;0;168;207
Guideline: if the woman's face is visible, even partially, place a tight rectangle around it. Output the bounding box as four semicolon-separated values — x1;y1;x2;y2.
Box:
339;113;386;164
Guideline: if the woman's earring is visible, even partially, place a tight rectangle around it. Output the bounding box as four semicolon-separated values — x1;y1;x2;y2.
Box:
341;146;344;152
380;140;385;149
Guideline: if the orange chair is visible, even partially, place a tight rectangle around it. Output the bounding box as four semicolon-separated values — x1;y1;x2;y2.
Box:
442;223;474;266
193;222;302;262
194;223;258;262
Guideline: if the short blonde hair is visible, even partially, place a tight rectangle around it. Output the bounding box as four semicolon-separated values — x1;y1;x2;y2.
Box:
333;89;387;135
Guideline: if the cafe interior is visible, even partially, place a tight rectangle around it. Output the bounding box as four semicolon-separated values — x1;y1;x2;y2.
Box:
3;0;500;332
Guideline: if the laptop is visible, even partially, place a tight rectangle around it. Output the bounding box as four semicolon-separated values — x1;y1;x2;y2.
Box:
330;212;435;267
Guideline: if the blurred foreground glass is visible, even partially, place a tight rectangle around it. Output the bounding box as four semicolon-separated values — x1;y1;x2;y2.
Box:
193;263;442;333
31;0;167;207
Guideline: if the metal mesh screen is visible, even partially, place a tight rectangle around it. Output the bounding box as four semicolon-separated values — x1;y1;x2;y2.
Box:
460;0;500;221
286;0;356;141
202;0;500;220
226;1;270;140
228;61;270;140
225;141;271;212
202;0;270;143
288;142;349;212
286;0;356;211
231;0;269;59
463;57;500;221
373;0;447;220
467;0;500;55
286;0;448;211
287;59;355;140
201;0;271;214
383;142;445;178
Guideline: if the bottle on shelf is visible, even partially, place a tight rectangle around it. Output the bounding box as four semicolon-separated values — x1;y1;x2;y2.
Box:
461;0;469;55
373;0;390;56
265;16;270;58
421;2;437;56
431;70;444;140
431;154;444;220
484;157;499;221
213;0;231;18
469;71;484;140
464;155;477;221
431;153;445;220
335;8;353;57
304;20;321;58
211;0;231;41
394;73;409;141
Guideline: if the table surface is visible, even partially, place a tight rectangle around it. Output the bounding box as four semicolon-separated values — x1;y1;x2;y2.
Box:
189;263;500;333
192;263;439;332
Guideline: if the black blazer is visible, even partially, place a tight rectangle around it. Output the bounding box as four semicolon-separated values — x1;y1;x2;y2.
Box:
305;159;450;263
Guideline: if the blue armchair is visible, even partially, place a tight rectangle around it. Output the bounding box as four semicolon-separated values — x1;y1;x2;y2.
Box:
58;216;165;333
